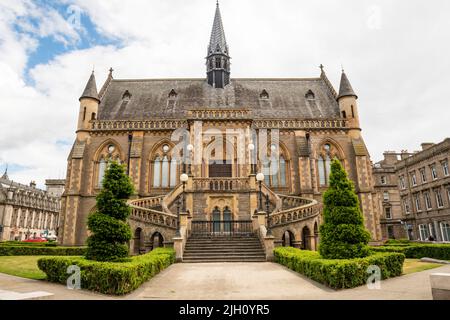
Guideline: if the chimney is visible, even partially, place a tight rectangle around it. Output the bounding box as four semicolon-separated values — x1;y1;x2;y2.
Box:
383;151;399;164
30;181;36;188
421;143;434;151
400;150;410;160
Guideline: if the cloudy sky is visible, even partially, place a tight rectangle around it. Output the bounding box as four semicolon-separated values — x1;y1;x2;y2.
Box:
0;0;449;188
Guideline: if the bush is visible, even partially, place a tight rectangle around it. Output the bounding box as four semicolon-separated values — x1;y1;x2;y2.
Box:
38;248;175;295
371;244;450;260
319;159;371;259
0;241;57;247
0;245;86;256
86;161;134;262
274;247;405;289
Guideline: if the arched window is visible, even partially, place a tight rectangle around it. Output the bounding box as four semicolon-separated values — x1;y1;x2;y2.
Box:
280;156;287;187
161;156;169;188
91;112;96;120
317;143;341;187
98;159;107;187
271;158;279;187
153;157;161;188
215;57;221;68
305;90;315;100
318;156;326;186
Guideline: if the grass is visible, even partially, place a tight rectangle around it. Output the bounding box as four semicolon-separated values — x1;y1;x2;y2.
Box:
402;259;444;275
0;256;54;280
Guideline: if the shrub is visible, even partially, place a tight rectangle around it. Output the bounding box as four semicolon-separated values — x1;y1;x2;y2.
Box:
0;245;86;256
274;247;405;289
371;244;450;260
319;159;371;259
0;241;58;247
38;248;175;295
86;161;134;262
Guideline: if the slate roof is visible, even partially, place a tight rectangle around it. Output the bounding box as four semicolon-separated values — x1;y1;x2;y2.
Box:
97;78;341;120
208;2;228;55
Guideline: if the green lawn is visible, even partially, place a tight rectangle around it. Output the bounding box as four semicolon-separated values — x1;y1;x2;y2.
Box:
0;256;51;280
402;259;444;275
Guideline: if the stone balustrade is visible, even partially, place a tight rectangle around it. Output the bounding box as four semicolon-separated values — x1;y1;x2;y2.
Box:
129;195;164;209
269;195;321;227
193;178;250;192
91;120;187;131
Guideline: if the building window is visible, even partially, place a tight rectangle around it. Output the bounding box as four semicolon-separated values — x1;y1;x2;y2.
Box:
383;191;389;202
385;207;392;219
380;176;387;185
414;194;422;212
419;224;430;241
411;172;417;186
431;165;438;180
435;189;444;208
403;198;411;214
153;157;161;187
152;143;179;189
387;225;395;239
419;168;427;183
262;155;288;188
399;175;406;189
318;155;332;187
98;159;107;187
424;192;432;210
442;161;449;177
441;222;450;242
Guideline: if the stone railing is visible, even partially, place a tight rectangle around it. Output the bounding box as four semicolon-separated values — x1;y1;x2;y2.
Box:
261;183;283;214
279;194;312;210
187;109;251;120
128;205;177;230
253;119;347;130
269;195;321;228
91;120;187;131
192;178;250;192
129;195;165;209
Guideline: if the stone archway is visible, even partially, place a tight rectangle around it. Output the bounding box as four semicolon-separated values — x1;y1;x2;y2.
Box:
133;227;145;255
282;230;295;247
150;232;164;250
302;226;311;250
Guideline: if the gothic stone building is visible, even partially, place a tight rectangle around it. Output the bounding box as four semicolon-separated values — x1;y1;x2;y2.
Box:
374;139;450;242
59;3;382;254
0;170;65;241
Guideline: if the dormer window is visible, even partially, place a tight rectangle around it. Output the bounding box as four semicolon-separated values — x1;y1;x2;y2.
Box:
305;90;315;100
260;89;269;100
122;90;131;101
168;89;178;99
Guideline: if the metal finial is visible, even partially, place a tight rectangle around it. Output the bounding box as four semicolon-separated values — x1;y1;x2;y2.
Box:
319;64;324;71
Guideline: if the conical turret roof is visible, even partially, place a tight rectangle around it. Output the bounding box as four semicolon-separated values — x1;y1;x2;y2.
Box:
207;1;229;56
338;71;357;100
79;71;100;102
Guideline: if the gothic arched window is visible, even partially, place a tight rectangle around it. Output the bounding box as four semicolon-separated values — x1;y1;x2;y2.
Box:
95;142;122;189
151;143;180;190
317;142;342;187
260;147;289;188
98;159;107;187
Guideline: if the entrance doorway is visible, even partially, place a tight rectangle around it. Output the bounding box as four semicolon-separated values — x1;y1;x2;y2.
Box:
302;226;311;250
209;160;232;178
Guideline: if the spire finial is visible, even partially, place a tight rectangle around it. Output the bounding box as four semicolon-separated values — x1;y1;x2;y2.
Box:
1;164;8;180
109;67;114;74
319;64;324;73
217;0;219;6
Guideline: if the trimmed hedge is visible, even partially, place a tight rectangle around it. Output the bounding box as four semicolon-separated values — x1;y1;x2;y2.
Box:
0;245;86;256
0;241;57;247
371;244;450;260
38;248;175;295
274;247;405;289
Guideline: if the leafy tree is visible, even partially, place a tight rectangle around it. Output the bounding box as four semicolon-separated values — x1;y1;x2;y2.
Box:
319;159;371;259
86;161;134;261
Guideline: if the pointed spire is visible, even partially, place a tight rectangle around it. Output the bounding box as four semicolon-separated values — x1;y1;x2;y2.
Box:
99;68;114;100
319;64;337;98
208;1;229;56
1;165;8;180
338;70;358;100
79;71;100;102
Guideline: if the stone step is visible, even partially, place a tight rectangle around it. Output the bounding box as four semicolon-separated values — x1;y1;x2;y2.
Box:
184;248;265;253
183;257;266;263
184;251;265;256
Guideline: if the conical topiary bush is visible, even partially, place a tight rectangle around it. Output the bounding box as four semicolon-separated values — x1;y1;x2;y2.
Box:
86;161;134;261
318;159;371;259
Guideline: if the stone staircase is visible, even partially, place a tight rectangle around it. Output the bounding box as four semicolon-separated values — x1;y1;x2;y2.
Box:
183;235;266;263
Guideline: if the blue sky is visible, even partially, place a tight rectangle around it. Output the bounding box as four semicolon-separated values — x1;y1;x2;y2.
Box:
0;0;449;188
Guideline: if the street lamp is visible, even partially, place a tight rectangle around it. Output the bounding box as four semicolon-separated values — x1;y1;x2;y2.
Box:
180;173;189;212
256;173;265;211
265;193;272;236
248;143;256;174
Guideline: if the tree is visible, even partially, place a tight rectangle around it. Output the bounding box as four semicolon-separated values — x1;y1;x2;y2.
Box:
86;161;134;261
318;159;371;259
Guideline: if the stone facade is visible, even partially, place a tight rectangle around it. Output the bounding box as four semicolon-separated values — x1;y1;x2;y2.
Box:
59;4;382;247
0;172;65;241
373;139;450;242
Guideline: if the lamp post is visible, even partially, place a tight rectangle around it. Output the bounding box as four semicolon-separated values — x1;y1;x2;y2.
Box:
180;173;189;212
176;197;181;237
256;173;264;211
265;193;272;236
248;143;256;175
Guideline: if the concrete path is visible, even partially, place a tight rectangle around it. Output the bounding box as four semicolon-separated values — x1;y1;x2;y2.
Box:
0;263;449;300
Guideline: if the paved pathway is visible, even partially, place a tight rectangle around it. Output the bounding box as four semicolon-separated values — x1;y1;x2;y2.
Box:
1;263;449;300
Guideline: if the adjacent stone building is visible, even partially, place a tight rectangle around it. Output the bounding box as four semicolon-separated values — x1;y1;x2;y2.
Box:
0;170;65;241
373;138;450;242
59;2;382;249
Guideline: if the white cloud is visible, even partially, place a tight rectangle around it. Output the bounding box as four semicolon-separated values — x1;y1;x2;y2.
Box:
1;0;450;188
